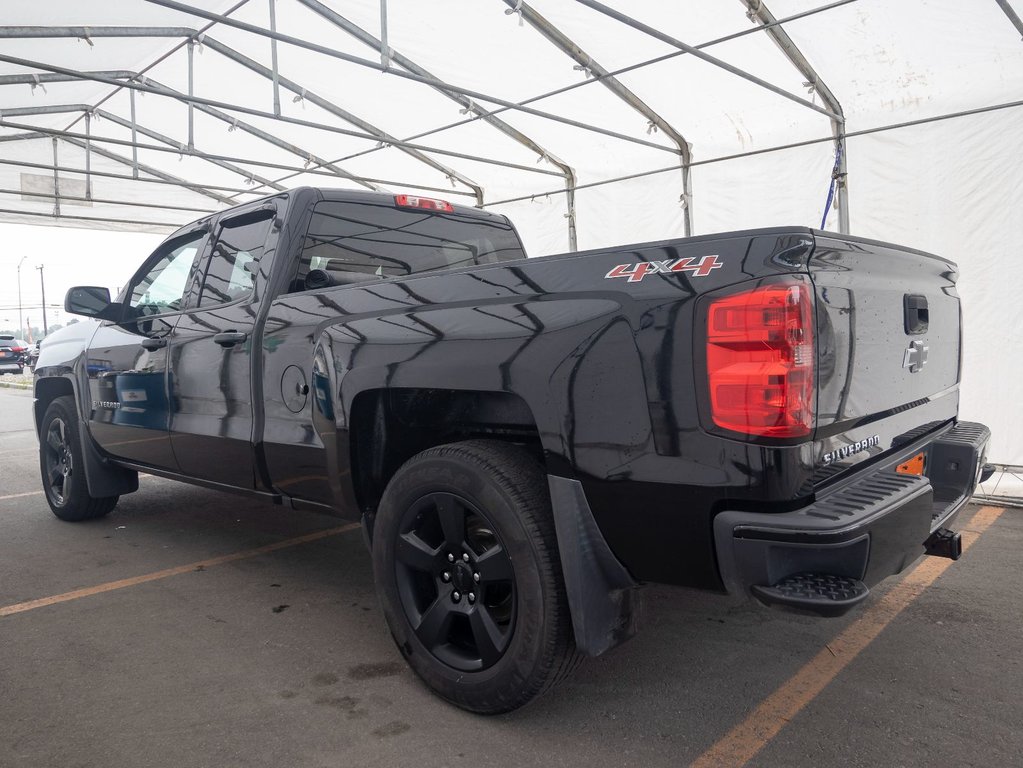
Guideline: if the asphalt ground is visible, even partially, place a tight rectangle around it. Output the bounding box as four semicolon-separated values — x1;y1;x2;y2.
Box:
0;386;1019;768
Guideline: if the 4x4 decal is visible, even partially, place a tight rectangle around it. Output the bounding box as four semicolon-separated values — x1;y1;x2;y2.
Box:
605;254;723;283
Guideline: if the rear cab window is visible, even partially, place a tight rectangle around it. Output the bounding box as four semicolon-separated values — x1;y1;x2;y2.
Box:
288;198;526;292
194;209;275;308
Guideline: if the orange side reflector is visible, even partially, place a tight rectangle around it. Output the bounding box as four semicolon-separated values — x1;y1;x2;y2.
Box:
896;452;926;476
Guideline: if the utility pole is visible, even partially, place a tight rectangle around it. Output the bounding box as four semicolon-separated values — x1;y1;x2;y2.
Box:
16;255;27;338
36;264;48;336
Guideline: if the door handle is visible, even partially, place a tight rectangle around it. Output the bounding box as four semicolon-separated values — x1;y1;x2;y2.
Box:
140;337;167;350
213;331;248;348
903;294;929;334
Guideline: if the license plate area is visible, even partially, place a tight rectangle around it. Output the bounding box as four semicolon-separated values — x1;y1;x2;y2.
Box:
896;452;926;476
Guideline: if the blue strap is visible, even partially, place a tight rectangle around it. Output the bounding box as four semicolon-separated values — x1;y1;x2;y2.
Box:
820;143;843;230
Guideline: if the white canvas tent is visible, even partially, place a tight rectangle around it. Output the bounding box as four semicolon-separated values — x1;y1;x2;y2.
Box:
1;0;1021;495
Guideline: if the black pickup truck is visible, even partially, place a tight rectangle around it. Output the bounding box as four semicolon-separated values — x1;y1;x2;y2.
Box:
35;188;992;713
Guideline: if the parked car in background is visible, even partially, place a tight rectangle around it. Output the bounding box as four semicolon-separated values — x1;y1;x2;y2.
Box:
27;340;41;369
0;335;26;374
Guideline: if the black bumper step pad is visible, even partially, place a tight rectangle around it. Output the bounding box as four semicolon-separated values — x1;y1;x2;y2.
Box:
751;572;869;617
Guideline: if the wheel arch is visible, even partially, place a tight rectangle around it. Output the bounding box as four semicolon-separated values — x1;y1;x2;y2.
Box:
34;375;76;436
348;387;546;526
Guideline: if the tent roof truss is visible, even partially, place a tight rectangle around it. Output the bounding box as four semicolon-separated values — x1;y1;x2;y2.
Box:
0;0;862;240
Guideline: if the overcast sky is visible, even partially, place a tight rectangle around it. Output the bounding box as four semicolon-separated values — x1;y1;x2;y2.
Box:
0;222;163;337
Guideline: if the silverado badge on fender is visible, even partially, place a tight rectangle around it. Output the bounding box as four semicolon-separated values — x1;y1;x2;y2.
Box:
605;254;722;283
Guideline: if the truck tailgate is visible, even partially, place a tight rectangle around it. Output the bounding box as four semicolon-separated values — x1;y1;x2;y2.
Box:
810;234;961;485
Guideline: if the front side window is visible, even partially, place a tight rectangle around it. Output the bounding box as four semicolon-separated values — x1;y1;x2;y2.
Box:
129;233;206;316
287;200;525;292
197;212;274;308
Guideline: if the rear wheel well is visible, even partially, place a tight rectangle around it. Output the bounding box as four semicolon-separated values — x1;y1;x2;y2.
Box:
34;377;75;435
350;388;544;525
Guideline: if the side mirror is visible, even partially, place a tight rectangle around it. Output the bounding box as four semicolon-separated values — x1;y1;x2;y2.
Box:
65;286;114;318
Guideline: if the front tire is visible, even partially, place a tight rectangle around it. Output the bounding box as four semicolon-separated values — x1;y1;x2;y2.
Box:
372;440;581;714
39;396;118;521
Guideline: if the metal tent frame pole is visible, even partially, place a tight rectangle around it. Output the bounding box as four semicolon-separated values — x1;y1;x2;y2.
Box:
59;137;238;205
0;153;284;197
114;6;681;153
0;1;857;238
0;20;675;154
995;0;1023;40
196;37;485;206
501;0;694;236
0;102;286;193
739;0;849;232
227;0;856;195
480;97;1023;208
4;186;217;214
0;117;479;198
56;0;251;139
296;0;581;249
0;86;371;192
126;76;387;193
0;206;186;230
0;52;561;182
574;0;841;121
0;29;488;205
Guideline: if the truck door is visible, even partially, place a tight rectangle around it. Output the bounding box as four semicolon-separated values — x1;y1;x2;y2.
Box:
86;229;208;470
167;206;277;488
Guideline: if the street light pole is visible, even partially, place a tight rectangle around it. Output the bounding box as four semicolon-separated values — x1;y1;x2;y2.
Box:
16;255;27;338
36;264;48;336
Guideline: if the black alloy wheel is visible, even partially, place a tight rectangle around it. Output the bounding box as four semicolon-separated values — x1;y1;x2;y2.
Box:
38;396;118;521
394;491;516;672
42;415;74;506
373;440;582;714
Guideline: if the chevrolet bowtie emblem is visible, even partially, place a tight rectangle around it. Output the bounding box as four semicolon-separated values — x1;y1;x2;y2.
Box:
903;340;929;373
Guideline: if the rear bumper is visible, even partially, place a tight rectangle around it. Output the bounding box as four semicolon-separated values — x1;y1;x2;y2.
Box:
714;421;991;615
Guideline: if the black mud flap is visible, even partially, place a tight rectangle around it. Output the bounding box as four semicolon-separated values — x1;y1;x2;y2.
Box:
547;476;639;657
78;417;139;498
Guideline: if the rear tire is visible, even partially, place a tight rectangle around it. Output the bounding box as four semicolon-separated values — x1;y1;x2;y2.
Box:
372;440;582;714
39;395;118;521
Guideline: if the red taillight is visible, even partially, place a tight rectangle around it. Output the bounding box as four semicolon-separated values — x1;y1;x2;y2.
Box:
394;194;454;213
706;280;814;438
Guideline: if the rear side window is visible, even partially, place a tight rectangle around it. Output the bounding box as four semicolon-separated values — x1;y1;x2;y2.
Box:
289;200;525;291
197;211;274;307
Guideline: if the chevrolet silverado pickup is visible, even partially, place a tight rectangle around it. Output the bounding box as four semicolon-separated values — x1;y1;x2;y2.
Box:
35;188;992;713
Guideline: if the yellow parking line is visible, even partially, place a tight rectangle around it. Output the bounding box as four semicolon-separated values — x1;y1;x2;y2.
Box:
0;523;360;618
0;475;175;504
0;491;43;501
690;505;1005;768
